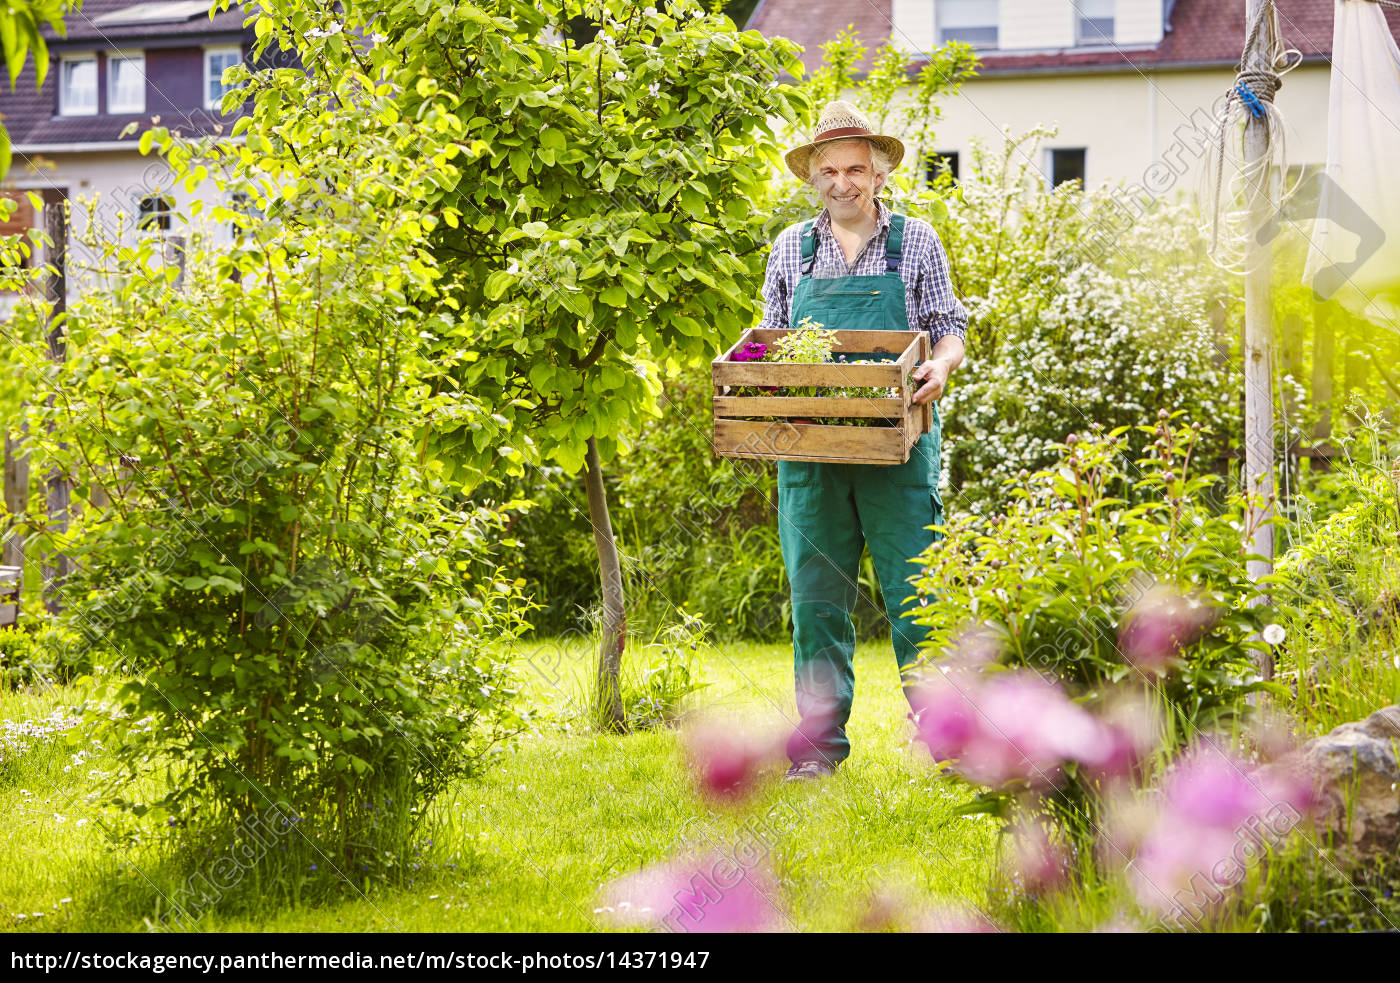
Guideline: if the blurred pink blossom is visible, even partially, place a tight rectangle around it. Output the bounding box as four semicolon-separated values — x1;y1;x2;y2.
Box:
1118;587;1219;673
1005;820;1071;895
957;673;1112;787
1128;744;1317;913
681;715;784;802
598;853;782;933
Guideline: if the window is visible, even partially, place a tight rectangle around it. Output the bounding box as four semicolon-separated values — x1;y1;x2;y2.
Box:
1076;0;1116;45
59;53;98;116
205;45;242;109
137;194;174;233
1048;148;1088;188
926;151;961;185
938;0;999;49
107;52;146;114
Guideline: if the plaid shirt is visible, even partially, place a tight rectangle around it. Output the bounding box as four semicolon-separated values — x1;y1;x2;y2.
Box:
757;200;968;346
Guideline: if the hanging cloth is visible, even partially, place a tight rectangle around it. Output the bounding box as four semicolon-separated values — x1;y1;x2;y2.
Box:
1304;0;1400;327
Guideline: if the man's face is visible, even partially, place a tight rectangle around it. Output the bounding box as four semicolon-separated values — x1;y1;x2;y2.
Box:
811;141;884;223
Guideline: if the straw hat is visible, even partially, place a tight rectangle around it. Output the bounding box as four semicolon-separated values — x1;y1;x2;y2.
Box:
784;100;907;183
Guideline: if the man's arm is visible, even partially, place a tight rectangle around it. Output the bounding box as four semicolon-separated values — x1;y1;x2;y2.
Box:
911;227;968;405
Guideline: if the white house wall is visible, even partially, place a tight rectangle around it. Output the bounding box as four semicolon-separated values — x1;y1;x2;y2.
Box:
924;65;1331;192
4;148;234;304
1000;0;1074;51
1115;0;1167;46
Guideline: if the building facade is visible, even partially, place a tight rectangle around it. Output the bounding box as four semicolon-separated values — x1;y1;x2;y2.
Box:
748;0;1400;193
1;0;270;306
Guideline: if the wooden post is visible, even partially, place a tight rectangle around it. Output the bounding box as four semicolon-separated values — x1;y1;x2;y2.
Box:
1;434;25;570
41;188;72;615
1242;0;1276;680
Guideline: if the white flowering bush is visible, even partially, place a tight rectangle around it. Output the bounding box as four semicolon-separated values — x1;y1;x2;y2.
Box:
918;132;1242;515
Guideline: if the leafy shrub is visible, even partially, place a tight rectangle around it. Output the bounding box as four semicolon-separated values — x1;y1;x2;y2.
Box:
910;416;1278;748
619;612;711;731
924;133;1241;515
17;188;534;873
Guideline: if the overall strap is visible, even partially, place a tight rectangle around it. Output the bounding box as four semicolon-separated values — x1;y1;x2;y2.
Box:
799;220;818;277
885;213;906;273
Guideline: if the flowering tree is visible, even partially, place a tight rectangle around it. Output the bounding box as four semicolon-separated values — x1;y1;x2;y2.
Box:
236;0;804;727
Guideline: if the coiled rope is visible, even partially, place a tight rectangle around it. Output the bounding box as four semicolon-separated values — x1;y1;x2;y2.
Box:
1202;2;1304;271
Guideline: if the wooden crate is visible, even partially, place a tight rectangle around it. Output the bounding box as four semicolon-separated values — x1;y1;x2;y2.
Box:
712;328;931;465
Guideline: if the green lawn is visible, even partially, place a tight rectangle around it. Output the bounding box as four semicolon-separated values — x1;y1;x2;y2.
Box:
1;638;996;933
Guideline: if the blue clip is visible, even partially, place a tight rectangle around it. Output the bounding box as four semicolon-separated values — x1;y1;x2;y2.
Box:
1236;82;1267;119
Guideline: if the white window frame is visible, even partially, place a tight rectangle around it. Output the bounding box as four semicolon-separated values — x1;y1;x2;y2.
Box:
136;192;175;236
204;45;242;110
935;0;1000;50
107;50;146;114
58;52;99;117
1075;0;1116;46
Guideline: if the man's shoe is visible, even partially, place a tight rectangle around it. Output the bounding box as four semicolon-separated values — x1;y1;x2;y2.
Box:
783;759;836;783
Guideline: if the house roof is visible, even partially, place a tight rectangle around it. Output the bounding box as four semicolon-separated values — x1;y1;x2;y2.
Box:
0;0;253;152
748;0;1400;78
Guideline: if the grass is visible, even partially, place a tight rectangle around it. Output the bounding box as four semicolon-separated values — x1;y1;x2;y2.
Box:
0;637;997;932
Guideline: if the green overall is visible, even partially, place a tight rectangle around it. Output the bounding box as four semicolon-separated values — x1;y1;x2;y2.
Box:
778;213;945;767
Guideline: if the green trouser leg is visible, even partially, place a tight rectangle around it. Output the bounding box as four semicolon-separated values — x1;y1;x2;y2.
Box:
778;428;944;766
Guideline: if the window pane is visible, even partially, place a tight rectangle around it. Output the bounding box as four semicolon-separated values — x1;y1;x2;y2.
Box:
1050;149;1087;188
207;50;241;106
138;194;173;232
939;0;999;47
1078;17;1114;41
110;56;145;112
62;59;97;113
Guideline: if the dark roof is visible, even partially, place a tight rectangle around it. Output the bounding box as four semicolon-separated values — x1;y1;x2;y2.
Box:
52;0;248;46
0;0;254;150
749;0;1400;78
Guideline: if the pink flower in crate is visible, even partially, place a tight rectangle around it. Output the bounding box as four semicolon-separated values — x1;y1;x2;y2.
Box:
1118;586;1219;674
729;341;768;363
598;853;783;933
681;714;783;802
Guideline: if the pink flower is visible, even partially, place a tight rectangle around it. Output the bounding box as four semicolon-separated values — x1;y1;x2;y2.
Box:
1118;587;1219;673
729;341;768;363
1126;744;1318;913
598;853;782;933
957;673;1112;787
681;715;783;802
1005;820;1071;896
908;673;982;763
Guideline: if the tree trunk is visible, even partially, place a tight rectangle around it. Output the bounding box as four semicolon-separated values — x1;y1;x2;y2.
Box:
584;436;626;732
41;188;71;615
1311;300;1334;448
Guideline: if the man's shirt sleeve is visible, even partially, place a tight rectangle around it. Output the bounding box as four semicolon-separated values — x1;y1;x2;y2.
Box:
755;231;792;332
916;228;968;346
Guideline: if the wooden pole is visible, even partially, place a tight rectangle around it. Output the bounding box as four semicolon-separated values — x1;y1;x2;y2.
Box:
1243;0;1276;680
41;188;71;616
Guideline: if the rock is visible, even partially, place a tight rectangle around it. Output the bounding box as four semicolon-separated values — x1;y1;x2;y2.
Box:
1296;706;1400;861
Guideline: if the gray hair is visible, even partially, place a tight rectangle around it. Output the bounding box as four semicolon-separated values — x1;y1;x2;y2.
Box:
807;137;892;181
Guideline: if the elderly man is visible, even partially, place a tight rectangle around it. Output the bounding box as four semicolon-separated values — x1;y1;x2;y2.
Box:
758;101;968;781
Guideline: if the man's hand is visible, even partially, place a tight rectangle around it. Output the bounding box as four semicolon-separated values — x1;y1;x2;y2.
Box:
912;358;953;405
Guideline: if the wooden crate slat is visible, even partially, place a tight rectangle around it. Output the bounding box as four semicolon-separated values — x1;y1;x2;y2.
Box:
744;328;921;354
714;396;905;420
713;361;902;389
713;420;912;465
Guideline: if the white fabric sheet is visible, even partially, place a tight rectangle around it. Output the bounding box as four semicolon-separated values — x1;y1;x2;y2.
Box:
1304;0;1400;327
